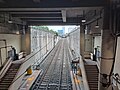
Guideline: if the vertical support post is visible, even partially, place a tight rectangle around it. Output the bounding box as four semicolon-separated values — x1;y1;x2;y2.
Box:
80;25;85;59
21;25;31;55
0;49;2;66
4;40;7;59
0;39;7;62
99;6;115;90
46;33;47;53
53;35;55;47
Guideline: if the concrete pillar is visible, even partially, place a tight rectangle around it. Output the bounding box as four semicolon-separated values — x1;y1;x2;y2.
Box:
99;6;115;90
21;25;31;55
80;25;85;59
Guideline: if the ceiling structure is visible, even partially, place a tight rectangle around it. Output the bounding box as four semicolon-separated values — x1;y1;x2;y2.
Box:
0;0;106;25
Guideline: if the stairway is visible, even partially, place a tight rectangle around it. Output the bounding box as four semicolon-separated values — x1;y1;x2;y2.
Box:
0;64;21;90
85;65;99;90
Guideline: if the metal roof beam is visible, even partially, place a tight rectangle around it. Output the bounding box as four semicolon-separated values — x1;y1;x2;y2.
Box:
0;0;106;8
28;21;79;25
61;10;66;22
12;14;62;18
0;7;102;12
10;11;61;14
19;17;62;19
27;17;81;25
22;18;62;21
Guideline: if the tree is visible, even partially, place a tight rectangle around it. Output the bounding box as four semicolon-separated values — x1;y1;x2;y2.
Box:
31;26;58;35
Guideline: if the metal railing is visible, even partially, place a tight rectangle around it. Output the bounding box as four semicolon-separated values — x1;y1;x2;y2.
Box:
0;45;12;67
77;54;90;90
69;48;90;90
8;40;55;90
0;57;12;79
75;50;90;90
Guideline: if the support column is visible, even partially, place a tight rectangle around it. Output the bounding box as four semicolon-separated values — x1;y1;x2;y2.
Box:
99;6;115;90
80;25;85;59
21;25;31;55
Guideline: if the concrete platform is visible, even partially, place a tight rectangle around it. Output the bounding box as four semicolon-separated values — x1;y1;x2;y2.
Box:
70;70;84;90
19;70;41;90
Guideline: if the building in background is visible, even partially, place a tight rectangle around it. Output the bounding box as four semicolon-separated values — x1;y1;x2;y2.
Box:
57;27;65;36
57;30;64;36
62;27;65;34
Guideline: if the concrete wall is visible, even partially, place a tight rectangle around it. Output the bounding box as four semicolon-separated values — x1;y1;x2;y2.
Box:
30;27;55;65
0;34;21;66
8;27;58;89
21;26;31;55
0;13;25;67
67;27;80;55
84;35;92;52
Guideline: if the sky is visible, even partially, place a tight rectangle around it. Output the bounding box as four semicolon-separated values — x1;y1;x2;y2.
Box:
47;25;79;33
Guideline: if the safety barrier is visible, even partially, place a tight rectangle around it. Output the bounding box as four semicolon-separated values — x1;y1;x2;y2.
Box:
71;49;90;90
79;55;90;90
0;58;12;79
68;47;90;90
8;40;56;90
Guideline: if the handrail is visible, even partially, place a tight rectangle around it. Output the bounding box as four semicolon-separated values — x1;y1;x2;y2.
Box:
0;39;7;63
96;58;100;72
23;39;53;64
14;42;56;90
0;45;12;66
79;56;90;90
68;48;79;90
112;73;120;84
0;58;12;79
8;39;55;90
72;49;90;90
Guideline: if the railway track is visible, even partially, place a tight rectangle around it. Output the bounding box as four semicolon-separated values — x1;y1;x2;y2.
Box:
30;39;72;90
60;40;72;90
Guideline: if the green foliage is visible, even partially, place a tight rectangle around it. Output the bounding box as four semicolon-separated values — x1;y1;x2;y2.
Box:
31;26;58;35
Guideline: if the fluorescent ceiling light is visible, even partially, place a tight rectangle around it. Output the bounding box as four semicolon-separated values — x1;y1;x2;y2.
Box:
95;19;99;28
95;25;99;28
8;20;13;24
82;19;86;23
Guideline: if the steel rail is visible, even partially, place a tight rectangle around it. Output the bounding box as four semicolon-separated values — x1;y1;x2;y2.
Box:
31;39;73;90
67;41;78;90
58;40;65;90
30;40;62;90
45;41;64;90
45;39;64;90
37;40;62;89
65;40;73;90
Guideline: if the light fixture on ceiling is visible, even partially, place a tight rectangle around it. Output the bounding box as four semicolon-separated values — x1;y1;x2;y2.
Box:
81;10;86;23
8;20;13;24
16;31;20;34
8;14;13;24
95;19;99;28
81;19;86;23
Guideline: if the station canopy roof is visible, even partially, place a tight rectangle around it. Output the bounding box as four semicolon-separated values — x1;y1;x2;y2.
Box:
0;0;106;25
